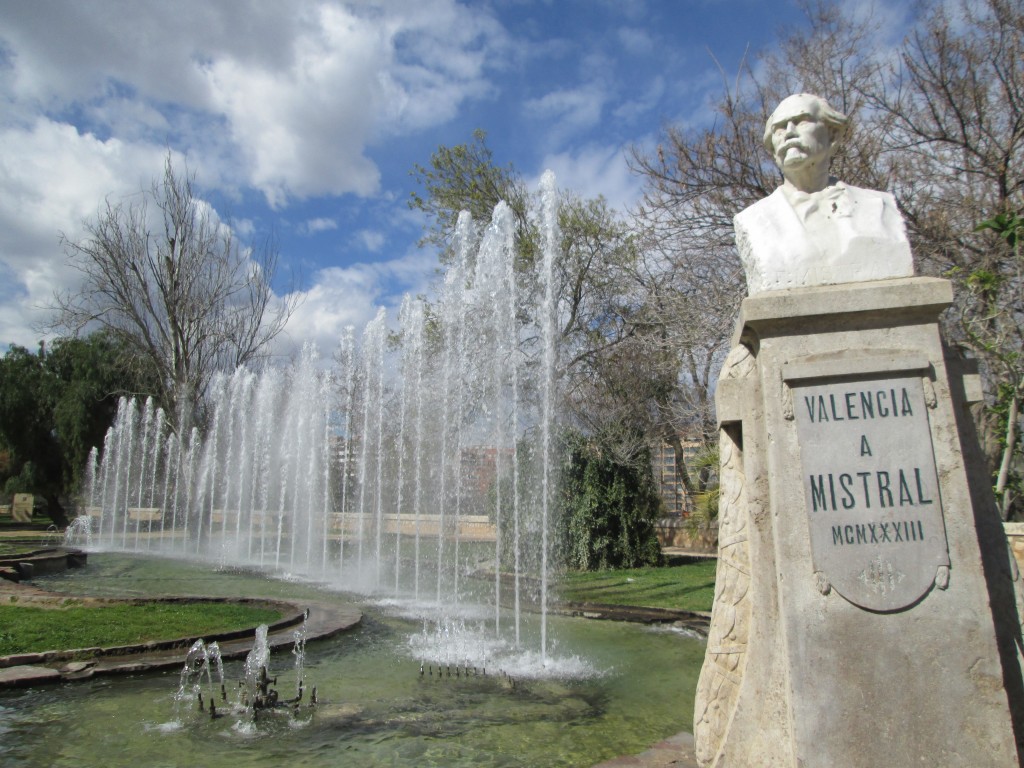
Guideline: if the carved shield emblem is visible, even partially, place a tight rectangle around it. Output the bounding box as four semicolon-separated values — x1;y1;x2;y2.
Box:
792;374;950;611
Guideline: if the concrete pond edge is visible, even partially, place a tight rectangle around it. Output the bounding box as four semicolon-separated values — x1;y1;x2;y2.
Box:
0;593;362;688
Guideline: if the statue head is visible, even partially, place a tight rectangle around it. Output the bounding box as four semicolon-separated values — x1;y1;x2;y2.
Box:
762;94;850;191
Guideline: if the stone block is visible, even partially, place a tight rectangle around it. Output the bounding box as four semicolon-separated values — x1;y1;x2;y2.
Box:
1005;523;1024;574
127;507;162;522
11;494;32;523
0;665;62;688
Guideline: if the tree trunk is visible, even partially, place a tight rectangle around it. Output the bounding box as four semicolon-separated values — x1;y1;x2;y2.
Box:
662;424;696;505
996;393;1019;520
41;493;70;529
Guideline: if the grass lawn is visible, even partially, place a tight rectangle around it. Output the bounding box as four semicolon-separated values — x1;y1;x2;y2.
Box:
0;541;55;556
0;519;55;532
0;601;282;656
556;559;717;613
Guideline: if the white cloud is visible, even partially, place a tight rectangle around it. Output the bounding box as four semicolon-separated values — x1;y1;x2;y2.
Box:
613;75;666;123
617;27;654;55
357;229;386;252
376;1;503;133
525;84;608;145
534;143;642;213
231;218;256;238
301;217;340;236
0;0;509;347
0;119;170;346
201;4;386;207
271;248;437;361
0;1;507;207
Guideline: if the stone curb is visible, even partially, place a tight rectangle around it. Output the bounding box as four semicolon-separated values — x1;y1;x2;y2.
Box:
0;596;304;669
591;732;699;768
0;547;87;582
0;664;63;688
551;601;710;635
0;596;361;688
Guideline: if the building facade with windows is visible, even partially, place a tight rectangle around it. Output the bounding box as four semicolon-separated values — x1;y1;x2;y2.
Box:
652;439;702;516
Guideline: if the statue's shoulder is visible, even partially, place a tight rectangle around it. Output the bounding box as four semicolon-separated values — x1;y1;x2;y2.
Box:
842;183;898;206
841;183;908;242
735;188;788;231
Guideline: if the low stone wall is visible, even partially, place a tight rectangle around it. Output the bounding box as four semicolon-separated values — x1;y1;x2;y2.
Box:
655;517;717;553
0;548;87;582
326;513;496;541
128;507;162;522
1005;522;1024;573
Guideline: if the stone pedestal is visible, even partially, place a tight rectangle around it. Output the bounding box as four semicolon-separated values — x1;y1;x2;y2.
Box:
694;277;1024;767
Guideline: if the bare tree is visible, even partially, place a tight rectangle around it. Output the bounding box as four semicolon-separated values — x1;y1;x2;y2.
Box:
55;156;298;436
771;0;1024;517
627;62;772;497
863;0;1024;516
630;0;1024;516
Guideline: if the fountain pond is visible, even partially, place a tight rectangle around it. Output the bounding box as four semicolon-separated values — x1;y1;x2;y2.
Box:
0;554;705;767
31;176;708;765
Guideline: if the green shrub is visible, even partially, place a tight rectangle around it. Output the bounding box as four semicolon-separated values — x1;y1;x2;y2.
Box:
558;430;662;571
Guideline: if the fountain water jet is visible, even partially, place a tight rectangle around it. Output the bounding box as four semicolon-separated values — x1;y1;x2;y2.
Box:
76;181;566;669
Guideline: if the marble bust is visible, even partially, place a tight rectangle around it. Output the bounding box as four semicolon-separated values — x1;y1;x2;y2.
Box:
734;93;913;294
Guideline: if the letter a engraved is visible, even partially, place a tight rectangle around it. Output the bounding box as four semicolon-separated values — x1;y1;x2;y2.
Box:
860;435;872;457
901;388;914;416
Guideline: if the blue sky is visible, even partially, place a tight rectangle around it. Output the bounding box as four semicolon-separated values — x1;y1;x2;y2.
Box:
0;0;821;360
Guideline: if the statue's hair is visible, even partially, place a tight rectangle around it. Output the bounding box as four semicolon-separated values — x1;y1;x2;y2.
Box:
762;94;850;155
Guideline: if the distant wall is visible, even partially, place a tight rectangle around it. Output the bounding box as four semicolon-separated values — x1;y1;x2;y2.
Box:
655;517;717;553
1005;522;1024;573
328;512;496;542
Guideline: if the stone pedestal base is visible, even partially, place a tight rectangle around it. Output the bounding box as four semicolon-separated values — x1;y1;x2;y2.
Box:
694;277;1023;767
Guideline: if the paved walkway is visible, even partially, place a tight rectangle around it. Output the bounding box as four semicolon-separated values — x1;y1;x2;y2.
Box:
0;574;52;598
592;732;699;767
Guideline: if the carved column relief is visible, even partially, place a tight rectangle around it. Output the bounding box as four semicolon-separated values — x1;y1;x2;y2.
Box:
693;345;754;767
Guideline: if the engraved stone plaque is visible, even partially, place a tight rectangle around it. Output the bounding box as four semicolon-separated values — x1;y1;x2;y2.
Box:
792;375;950;611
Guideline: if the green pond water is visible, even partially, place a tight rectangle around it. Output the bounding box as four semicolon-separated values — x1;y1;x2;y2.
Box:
0;554;704;767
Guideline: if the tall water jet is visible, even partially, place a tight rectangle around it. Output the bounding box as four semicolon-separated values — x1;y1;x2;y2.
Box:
471;200;520;638
81;174;566;669
448;211;472;608
538;170;560;663
434;215;470;606
372;308;387;590
393;296;414;594
336;327;356;577
356;309;386;581
407;302;426;600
